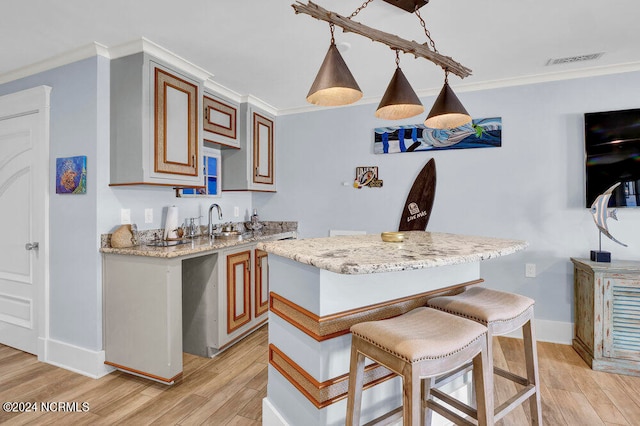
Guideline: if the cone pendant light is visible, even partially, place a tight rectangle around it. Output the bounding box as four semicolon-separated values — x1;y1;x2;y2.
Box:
306;42;363;106
376;52;424;120
424;74;471;129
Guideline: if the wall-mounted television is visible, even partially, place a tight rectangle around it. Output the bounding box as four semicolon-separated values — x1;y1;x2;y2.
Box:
585;108;640;208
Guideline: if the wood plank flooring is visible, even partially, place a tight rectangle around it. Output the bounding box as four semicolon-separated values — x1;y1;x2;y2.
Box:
1;326;639;425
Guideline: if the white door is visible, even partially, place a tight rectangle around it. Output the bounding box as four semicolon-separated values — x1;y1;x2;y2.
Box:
0;86;50;356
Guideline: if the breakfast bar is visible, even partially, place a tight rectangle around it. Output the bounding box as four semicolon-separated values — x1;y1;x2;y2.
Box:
257;231;528;426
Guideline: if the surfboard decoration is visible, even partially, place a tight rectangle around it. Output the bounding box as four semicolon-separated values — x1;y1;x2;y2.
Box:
398;158;436;231
374;117;501;155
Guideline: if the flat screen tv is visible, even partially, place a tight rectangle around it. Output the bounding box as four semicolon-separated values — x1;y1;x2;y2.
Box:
585;108;640;207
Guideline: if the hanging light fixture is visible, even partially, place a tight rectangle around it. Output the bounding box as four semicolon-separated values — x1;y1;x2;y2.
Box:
414;8;472;129
424;70;472;129
293;1;473;125
306;23;363;106
375;50;424;120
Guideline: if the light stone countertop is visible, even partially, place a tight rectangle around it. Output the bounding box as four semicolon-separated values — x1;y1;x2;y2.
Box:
100;229;297;259
257;231;528;275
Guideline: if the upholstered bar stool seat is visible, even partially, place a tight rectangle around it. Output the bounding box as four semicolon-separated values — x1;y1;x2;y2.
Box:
428;287;543;424
346;307;494;426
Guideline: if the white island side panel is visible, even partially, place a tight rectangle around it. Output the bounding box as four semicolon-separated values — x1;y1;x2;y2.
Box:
269;254;480;316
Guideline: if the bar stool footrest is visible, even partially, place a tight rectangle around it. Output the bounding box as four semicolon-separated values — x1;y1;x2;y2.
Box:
430;388;478;419
495;384;536;422
495;366;528;386
362;406;403;426
426;399;476;426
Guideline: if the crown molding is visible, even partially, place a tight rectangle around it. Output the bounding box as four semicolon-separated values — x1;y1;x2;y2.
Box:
108;37;213;82
0;42;109;85
241;94;278;116
203;79;243;104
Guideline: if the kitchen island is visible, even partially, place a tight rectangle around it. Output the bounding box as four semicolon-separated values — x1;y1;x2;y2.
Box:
257;231;527;426
100;224;296;384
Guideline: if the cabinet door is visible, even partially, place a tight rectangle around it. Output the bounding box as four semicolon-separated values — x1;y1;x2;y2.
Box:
255;249;269;317
252;112;274;185
154;67;199;176
203;94;239;148
604;276;640;361
226;250;252;333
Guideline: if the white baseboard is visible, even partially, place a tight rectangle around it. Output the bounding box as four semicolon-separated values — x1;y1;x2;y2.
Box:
504;319;573;345
40;337;114;379
262;398;290;426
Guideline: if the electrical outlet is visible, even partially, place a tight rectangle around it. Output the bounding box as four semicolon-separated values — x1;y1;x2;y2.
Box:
525;263;536;278
121;209;131;224
144;208;153;223
234;206;239;217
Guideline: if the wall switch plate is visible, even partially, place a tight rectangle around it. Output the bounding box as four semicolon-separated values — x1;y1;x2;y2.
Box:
525;263;536;278
144;208;153;223
121;208;131;224
234;206;239;217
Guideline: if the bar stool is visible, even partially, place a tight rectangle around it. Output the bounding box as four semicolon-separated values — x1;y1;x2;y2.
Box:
428;287;542;424
346;307;494;426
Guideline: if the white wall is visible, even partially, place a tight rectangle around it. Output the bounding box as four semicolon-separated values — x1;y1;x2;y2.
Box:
255;71;640;335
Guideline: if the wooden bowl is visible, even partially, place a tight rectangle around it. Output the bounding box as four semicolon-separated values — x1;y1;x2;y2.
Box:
381;232;405;243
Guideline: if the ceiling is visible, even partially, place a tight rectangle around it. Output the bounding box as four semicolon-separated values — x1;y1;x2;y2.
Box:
2;0;640;113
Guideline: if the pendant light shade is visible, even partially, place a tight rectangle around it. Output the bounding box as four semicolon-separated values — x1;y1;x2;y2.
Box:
375;67;425;120
424;81;471;129
306;43;363;106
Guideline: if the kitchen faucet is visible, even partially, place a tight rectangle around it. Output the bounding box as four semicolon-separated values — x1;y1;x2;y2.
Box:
208;203;222;237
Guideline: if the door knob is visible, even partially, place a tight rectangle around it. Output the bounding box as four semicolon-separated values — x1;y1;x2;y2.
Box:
25;242;39;250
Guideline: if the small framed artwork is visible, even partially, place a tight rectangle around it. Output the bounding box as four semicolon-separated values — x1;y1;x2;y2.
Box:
56;155;87;194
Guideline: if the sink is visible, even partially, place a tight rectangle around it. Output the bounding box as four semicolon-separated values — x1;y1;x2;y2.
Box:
145;239;192;247
213;231;243;241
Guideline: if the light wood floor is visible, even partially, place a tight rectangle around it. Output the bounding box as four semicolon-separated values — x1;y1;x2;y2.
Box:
1;326;640;425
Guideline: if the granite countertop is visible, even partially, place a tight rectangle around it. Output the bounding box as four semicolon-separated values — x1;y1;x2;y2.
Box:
257;231;528;275
101;229;297;259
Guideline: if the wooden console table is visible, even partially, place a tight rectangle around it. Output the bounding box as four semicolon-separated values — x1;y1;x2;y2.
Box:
571;258;640;376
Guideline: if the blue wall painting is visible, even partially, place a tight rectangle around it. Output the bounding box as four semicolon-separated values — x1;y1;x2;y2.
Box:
56;155;87;194
374;117;502;154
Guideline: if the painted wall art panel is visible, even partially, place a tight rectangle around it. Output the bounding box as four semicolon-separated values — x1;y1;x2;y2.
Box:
374;117;502;154
56;155;87;194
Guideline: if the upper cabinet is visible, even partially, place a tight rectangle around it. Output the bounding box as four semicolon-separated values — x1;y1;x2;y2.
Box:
202;91;240;149
222;102;276;192
110;51;205;187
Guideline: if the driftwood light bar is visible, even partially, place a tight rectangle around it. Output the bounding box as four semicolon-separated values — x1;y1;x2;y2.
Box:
291;1;472;79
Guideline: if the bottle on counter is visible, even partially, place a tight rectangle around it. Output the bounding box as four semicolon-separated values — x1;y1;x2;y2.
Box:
250;209;263;231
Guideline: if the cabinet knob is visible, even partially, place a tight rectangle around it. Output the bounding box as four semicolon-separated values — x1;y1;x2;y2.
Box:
25;242;39;251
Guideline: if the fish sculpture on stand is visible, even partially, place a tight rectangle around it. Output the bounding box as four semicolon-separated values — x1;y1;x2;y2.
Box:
590;182;628;262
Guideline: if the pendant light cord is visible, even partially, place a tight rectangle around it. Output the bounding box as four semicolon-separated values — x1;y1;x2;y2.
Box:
349;0;375;18
395;49;401;68
414;8;438;54
416;8;451;77
329;23;335;44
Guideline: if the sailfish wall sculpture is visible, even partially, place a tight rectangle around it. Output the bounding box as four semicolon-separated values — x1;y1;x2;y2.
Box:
590;182;628;262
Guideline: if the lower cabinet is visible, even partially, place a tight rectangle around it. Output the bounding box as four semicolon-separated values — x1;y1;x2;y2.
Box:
219;245;269;349
104;241;276;383
572;258;640;376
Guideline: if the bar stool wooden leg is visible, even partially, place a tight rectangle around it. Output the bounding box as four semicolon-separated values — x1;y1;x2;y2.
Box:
422;377;435;426
403;365;421;426
523;318;542;425
473;338;494;426
346;344;366;426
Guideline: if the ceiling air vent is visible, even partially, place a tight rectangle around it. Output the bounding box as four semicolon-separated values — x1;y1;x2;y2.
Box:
545;53;604;66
